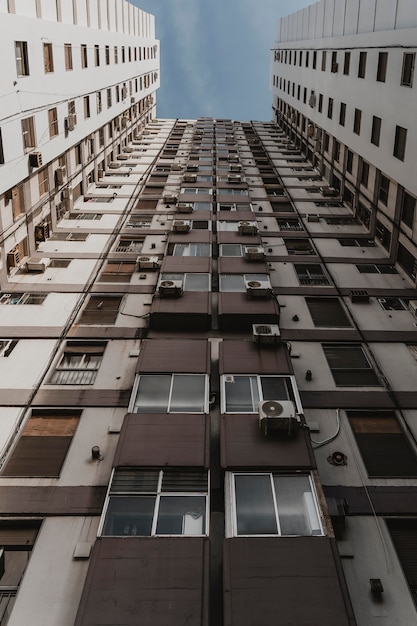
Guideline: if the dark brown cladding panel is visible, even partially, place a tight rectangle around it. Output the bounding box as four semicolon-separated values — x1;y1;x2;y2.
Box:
161;257;212;273
217;232;261;245
75;538;209;626
223;537;356;626
32;388;131;407
300;390;395;409
114;413;210;468
221;415;315;469
150;293;212;332
137;338;210;373
218;257;268;274
0;486;106;516
217;210;256;221
219;339;292;375
168;231;212;244
324;485;417;515
218;294;280;332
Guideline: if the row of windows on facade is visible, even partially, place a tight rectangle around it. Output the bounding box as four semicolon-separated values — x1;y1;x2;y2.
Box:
17;80;154;154
274;48;415;88
15;40;157;76
274;83;408;161
2;403;417;483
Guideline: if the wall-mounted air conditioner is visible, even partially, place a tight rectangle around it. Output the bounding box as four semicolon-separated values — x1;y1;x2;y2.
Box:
186;164;199;172
123;146;135;153
229;164;242;172
67;113;77;130
307;124;315;138
238;221;258;235
228;174;242;183
245;279;272;298
171;163;183;171
55;166;66;185
35;222;50;242
252;324;281;344
61;188;71;200
137;255;159;270
183;173;197;183
350;289;370;303
258;400;299;436
117;154;129;161
228;155;239;163
29;152;43;168
108;161;122;169
173;220;191;233
26;257;50;273
177;203;193;214
163;194;178;205
320;186;338;197
7;248;20;268
244;246;265;261
307;214;320;223
158;279;183;297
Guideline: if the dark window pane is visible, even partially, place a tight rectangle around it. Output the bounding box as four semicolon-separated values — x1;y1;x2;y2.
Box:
306;298;352;327
235;475;277;535
102;496;155;536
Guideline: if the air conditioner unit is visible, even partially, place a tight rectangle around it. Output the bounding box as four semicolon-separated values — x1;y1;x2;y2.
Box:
137;255;159;270
409;301;417;318
173;220;191;233
258;400;299;436
228;174;242;183
307;214;320;223
97;167;104;178
120;116;128;129
331;63;339;73
186;164;199;172
26;257;50;272
61;188;71;201
183;173;197;183
244;246;265;261
130;97;135;104
171;163;183;171
163;194;178;205
350;289;370;303
55;166;66;185
238;221;258;235
35;222;49;242
245;279;272;298
158;279;183;297
228;155;239;163
108;161;122;169
320;186;338;197
29;152;42;168
229;164;242;172
307;124;315;138
308;93;316;107
121;86;128;99
117;154;129;160
133;133;143;141
123;146;135;153
177;203;193;214
7;248;20;268
252;324;281;344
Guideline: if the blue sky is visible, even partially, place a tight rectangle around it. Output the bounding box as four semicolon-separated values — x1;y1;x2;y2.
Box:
132;0;312;121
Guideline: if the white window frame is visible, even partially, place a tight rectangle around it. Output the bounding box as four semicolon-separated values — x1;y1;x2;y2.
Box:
172;243;211;257
130;373;209;414
220;374;301;414
226;472;323;537
219;274;271;292
49;342;106;385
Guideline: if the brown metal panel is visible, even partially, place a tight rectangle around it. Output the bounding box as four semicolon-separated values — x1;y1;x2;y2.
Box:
168;231;212;244
217;210;255;221
0;486;106;515
219;340;291;375
2;437;73;477
324;485;417;515
178;193;213;203
75;538;209;626
218;232;261;245
218;294;280;332
300;390;395;409
218;257;267;273
114;414;209;468
32;389;131;407
223;537;356;626
221;415;315;469
137;339;210;373
161;257;211;273
150;293;212;332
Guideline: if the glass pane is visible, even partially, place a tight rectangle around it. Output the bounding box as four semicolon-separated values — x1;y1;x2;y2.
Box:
220;275;245;292
184;274;210;291
102;496;155;536
156;496;206;535
324;346;369;369
220;244;242;257
225;375;259;412
170;374;206;412
260;377;290;401
235;475;277;535
134;375;171;413
172;244;187;256
193;244;210;256
274;476;321;535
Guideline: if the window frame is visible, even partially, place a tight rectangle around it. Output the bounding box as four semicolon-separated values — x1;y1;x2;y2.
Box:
49;341;106;386
21;116;36;151
323;343;381;387
43;42;54;73
294;264;329;286
393;125;407;161
131;373;209;414
221;374;301;414
64;43;73;70
48;107;58;138
401;52;415;87
15;40;29;76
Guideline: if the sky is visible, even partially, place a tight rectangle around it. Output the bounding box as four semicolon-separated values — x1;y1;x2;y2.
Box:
132;0;312;121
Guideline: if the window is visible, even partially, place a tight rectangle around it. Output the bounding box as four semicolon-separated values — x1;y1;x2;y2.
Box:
346;149;353;173
386;519;417;608
78;295;122;325
222;375;296;413
15;40;29;76
50;232;88;242
132;374;207;413
229;473;322;536
43;42;54;73
219;274;270;292
401;53;415;87
312;50;317;69
394;125;407;161
338;238;374;247
0;339;17;357
64;43;72;70
0;293;46;305
295;264;329;286
333;139;340;162
94;44;100;66
114;46;118;63
371;116;381;146
107;88;112;108
160;273;210;291
99;261;135;283
83;95;90;119
49;342;106;385
323;132;329;152
48;107;58;138
327;97;333;119
378;297;408;311
375;220;392;251
377;51;388;82
353;108;362;134
397;243;417;280
115;238;144;252
21;116;36;150
81;44;88;68
323;344;380;386
348;411;417;477
172;243;210;257
0;128;4;165
277;218;303;232
321;51;326;71
318;93;323;113
96;91;102;114
343;51;350;75
285;239;315;255
101;469;208;537
2;410;80;477
360;161;369;187
339;102;346;126
356;263;397;274
0;520;41;598
105;45;110;64
358;51;366;78
306;297;352;327
401;191;416;229
38;168;48;196
379;174;390;205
